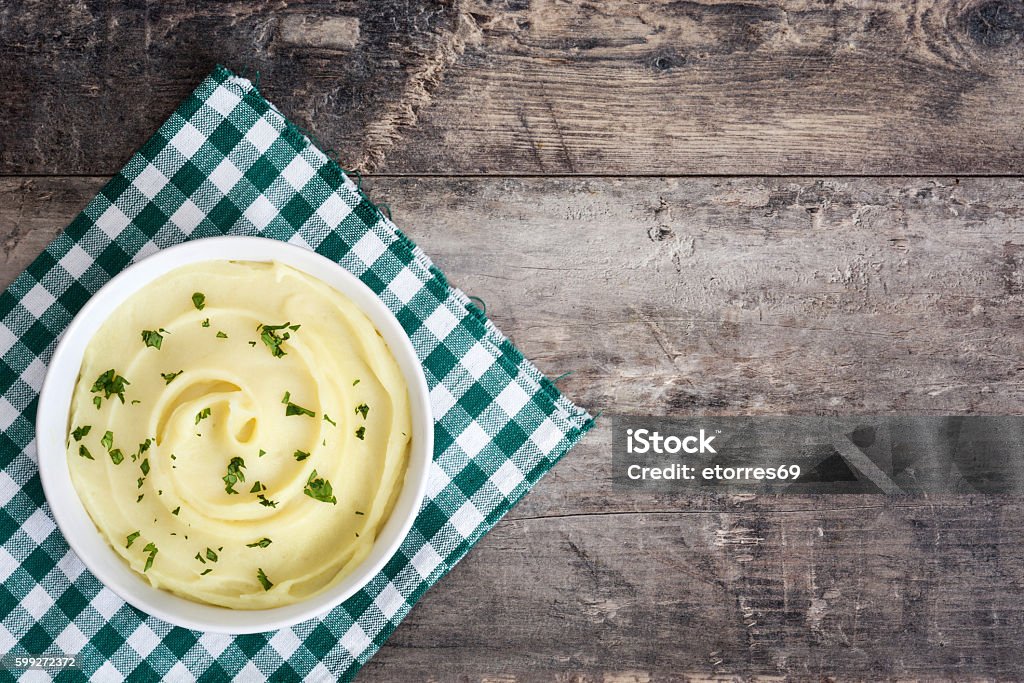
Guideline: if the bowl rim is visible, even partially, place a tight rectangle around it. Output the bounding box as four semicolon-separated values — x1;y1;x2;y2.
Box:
36;235;432;634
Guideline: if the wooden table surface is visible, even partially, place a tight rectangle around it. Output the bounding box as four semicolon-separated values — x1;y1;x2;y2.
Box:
4;1;1024;680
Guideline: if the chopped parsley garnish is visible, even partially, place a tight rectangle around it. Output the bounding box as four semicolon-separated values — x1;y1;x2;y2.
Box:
140;459;150;476
355;426;366;440
257;494;278;508
205;548;218;562
131;399;141;405
201;318;210;328
248;341;256;347
257;568;273;591
192;292;206;310
78;445;94;460
285;401;315;418
195;553;205;564
223;457;246;494
137;477;144;489
323;414;336;427
126;531;141;548
353;379;360;386
258;449;266;458
250;481;266;493
109;449;124;465
247;538;272;548
355;511;364;516
138;439;151;454
293;450;310;462
303;469;337;505
195;407;211;425
200;568;213;576
140;329;164;349
216;331;228;339
161;370;183;384
142;543;158;572
90;369;130;406
101;431;114;451
136;494;144;502
257;322;296;358
172;506;180;516
355;403;369;419
281;391;290;404
71;425;91;441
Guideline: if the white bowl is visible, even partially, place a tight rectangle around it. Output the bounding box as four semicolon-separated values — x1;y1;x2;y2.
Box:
36;236;432;634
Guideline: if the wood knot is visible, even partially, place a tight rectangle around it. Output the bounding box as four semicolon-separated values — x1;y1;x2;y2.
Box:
648;225;674;241
648;50;685;72
964;0;1024;48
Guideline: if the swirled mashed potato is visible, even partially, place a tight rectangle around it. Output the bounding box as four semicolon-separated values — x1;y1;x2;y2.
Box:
66;260;411;609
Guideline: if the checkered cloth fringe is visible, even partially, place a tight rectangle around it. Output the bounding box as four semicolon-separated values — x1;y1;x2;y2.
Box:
0;65;594;681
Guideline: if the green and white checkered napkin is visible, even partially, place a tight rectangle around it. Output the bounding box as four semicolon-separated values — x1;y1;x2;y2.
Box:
0;65;594;681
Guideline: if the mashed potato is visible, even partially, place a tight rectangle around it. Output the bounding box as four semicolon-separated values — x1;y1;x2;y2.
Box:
65;260;411;609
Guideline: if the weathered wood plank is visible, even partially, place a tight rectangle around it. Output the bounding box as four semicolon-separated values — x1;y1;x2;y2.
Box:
361;501;1024;680
6;1;1024;176
389;0;1024;175
6;175;1024;518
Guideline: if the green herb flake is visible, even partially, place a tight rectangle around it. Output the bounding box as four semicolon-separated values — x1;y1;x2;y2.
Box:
139;438;151;454
143;542;158;572
257;568;273;591
136;494;144;503
216;331;228;339
293;450;310;462
355;511;365;516
90;369;130;406
258;449;266;458
71;425;91;441
352;379;360;386
131;399;141;405
323;414;336;427
281;391;290;404
257;322;295;358
223;456;246;494
355;403;369;419
109;449;124;465
126;531;141;548
355;426;366;440
136;477;144;489
141;330;164;350
249;481;266;493
246;538;272;548
257;494;278;508
303;469;337;505
200;568;213;576
93;396;101;409
195;407;211;425
192;292;206;310
172;506;180;516
101;431;114;451
78;445;94;460
248;341;256;347
140;459;150;476
206;548;218;562
161;370;183;384
201;318;210;328
194;552;205;564
285;402;315;418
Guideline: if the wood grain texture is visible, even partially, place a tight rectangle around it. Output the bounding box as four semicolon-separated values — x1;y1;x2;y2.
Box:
3;175;1024;678
6;1;1024;176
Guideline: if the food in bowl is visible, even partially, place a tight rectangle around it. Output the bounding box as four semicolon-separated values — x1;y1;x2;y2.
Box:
64;260;412;609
